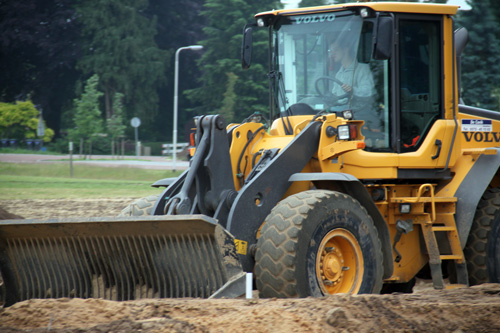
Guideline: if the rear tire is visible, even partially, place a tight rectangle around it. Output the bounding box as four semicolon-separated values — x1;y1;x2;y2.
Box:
118;195;159;217
465;188;500;284
255;190;383;298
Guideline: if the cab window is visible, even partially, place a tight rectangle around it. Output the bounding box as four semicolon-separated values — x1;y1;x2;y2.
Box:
399;19;442;151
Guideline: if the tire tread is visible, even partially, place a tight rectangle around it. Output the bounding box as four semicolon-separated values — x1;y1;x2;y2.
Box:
255;190;382;297
465;188;500;285
118;195;159;217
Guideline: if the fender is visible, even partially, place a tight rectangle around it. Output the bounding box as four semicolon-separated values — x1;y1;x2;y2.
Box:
455;148;500;247
151;177;177;188
152;170;187;215
289;172;394;280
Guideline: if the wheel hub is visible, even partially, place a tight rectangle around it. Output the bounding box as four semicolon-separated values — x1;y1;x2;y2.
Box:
316;228;363;294
322;248;343;283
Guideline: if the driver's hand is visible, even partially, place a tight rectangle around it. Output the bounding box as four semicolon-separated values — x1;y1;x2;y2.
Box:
341;83;352;93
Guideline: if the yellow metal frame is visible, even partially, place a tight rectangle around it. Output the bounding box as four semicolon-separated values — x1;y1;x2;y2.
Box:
256;2;459;20
229;2;498;286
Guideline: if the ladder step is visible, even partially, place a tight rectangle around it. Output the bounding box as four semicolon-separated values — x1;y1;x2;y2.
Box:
391;197;457;203
440;254;463;260
432;226;456;232
445;284;468;290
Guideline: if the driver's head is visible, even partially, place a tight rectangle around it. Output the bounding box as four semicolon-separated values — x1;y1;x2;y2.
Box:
329;41;346;63
329;34;355;63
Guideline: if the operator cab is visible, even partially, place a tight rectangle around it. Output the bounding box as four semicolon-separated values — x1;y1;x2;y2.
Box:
245;4;447;157
270;10;387;150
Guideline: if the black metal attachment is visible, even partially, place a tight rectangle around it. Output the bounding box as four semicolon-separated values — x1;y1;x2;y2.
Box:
154;115;236;227
392;219;413;263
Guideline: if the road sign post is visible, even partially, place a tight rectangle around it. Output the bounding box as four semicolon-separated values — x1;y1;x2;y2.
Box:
131;117;141;157
69;141;74;178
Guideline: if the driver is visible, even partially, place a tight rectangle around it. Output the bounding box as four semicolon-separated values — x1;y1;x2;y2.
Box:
328;36;375;110
328;36;385;148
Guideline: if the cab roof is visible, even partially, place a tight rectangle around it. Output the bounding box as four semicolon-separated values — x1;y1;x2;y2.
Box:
255;2;459;19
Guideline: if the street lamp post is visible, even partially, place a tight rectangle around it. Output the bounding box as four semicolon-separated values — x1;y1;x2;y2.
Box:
173;45;203;171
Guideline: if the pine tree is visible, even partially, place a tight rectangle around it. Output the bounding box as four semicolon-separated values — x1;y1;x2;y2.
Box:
489;0;500;24
71;74;104;156
488;0;500;42
0;0;80;135
457;0;500;110
187;0;280;123
219;72;238;122
107;92;126;157
76;0;167;122
144;0;205;142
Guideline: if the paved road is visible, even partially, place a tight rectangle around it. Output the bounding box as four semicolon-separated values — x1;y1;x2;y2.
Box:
0;153;189;170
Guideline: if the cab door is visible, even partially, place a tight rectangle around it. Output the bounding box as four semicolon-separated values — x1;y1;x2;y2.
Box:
394;14;455;175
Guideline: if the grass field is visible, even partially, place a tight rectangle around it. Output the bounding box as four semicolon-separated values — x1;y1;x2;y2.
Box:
0;162;181;199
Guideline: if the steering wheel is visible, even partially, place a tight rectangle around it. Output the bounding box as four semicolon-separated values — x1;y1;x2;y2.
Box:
314;76;350;101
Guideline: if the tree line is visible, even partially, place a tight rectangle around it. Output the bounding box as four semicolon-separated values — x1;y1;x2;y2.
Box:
0;0;499;153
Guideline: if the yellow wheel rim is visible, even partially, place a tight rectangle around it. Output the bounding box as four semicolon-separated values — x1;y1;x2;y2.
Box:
316;228;363;294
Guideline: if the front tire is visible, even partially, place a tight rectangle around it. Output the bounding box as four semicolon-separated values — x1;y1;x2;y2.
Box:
255;190;383;298
118;195;159;217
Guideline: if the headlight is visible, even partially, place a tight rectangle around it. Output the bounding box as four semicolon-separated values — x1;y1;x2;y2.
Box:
342;110;353;120
337;125;350;140
337;124;358;140
399;203;411;214
360;8;373;18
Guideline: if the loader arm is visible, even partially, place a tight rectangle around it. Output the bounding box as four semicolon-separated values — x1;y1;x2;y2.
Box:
153;115;237;225
155;115;321;272
226;121;322;271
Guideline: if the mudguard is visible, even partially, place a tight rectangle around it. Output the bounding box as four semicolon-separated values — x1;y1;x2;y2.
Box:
288;172;394;279
454;148;500;247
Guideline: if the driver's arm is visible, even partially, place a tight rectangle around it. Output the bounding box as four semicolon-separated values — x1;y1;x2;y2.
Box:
353;64;374;97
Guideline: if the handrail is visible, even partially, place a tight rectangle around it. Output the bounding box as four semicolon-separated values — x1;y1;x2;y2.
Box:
413;183;436;223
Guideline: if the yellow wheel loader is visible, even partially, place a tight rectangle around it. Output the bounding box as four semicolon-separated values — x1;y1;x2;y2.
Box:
2;2;500;305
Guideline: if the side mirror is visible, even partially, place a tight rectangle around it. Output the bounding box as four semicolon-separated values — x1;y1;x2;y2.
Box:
358;21;374;64
455;27;468;57
241;26;253;69
372;15;393;60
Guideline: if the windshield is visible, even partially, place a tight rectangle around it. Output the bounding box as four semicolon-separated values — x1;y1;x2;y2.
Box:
272;10;390;150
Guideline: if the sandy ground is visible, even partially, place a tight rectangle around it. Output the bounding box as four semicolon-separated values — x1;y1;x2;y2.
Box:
1;199;500;332
0;198;132;220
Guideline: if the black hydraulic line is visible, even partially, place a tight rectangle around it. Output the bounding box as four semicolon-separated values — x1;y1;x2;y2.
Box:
236;126;266;187
268;70;293;135
252;149;264;168
277;72;293;134
268;27;275;124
